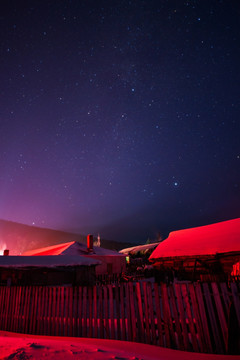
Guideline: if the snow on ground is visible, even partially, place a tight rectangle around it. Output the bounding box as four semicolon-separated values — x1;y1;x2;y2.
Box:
0;331;240;360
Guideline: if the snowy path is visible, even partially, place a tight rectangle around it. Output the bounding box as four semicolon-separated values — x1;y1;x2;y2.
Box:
0;331;239;360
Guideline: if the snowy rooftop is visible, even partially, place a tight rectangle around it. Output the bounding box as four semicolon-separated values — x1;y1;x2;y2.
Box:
23;241;125;257
119;242;160;255
0;255;101;268
150;218;240;259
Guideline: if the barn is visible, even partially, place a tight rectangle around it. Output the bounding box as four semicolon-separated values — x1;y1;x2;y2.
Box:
0;255;100;286
23;235;126;277
149;218;240;281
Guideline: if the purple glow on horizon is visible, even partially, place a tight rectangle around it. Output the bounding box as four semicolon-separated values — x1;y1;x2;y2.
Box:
0;1;239;243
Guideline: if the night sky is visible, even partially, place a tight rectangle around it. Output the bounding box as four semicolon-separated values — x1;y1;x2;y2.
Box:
1;0;239;244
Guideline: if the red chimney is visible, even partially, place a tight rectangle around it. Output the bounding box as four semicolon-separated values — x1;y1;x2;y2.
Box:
3;249;9;256
87;234;93;252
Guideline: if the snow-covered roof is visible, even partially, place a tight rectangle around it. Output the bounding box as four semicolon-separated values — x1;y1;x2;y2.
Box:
119;242;160;255
23;241;125;257
150;218;240;260
62;241;125;256
0;255;101;268
23;242;76;256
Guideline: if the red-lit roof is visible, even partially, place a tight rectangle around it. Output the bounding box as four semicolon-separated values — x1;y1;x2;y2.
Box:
23;241;75;256
22;241;124;256
149;218;240;260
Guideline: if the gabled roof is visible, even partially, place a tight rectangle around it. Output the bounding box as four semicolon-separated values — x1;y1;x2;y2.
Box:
149;218;240;260
23;241;75;256
0;255;101;268
23;241;125;257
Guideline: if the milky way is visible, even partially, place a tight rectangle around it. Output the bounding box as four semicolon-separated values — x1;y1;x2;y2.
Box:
0;0;239;243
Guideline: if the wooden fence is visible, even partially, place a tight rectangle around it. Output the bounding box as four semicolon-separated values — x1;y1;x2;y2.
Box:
0;281;239;354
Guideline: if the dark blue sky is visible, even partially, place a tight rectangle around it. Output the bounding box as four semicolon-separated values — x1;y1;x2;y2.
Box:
0;0;239;243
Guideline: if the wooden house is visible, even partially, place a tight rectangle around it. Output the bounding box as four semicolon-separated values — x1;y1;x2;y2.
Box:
149;218;240;281
23;235;126;276
0;255;100;286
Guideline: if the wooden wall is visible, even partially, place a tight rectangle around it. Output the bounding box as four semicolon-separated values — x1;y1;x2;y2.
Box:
0;281;239;354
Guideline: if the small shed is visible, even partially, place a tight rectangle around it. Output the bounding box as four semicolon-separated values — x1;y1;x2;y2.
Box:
23;238;126;276
0;255;101;286
149;218;240;281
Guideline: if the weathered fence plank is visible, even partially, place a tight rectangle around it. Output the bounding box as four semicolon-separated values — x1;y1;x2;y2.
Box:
147;282;156;345
9;286;16;331
73;287;78;337
108;285;114;340
203;283;224;354
0;287;5;328
169;285;185;351
36;286;42;334
103;286;109;339
135;282;145;343
93;286;98;338
98;286;104;339
43;286;49;335
0;287;3;328
230;282;240;328
12;286;21;331
55;287;61;336
181;284;199;352
29;286;36;334
220;282;231;315
188;283;206;353
60;287;65;336
0;281;239;355
142;281;151;344
4;287;10;330
120;283;126;341
174;283;191;351
83;286;87;338
125;283;132;341
47;287;52;335
23;286;30;334
65;287;70;337
153;283;164;347
88;286;93;338
129;282;137;342
114;284;121;340
69;286;73;337
51;287;57;336
211;282;228;351
195;283;213;353
161;283;176;349
78;286;82;337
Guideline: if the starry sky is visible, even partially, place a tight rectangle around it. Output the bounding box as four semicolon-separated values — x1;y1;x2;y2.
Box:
0;0;239;244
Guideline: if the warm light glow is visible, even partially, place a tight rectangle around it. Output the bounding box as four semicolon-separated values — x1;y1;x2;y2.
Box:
0;242;7;256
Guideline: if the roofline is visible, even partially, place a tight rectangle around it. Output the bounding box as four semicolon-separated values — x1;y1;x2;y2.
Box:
149;250;240;262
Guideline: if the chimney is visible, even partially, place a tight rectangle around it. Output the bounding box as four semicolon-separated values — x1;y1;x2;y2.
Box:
3;249;9;256
87;234;93;252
